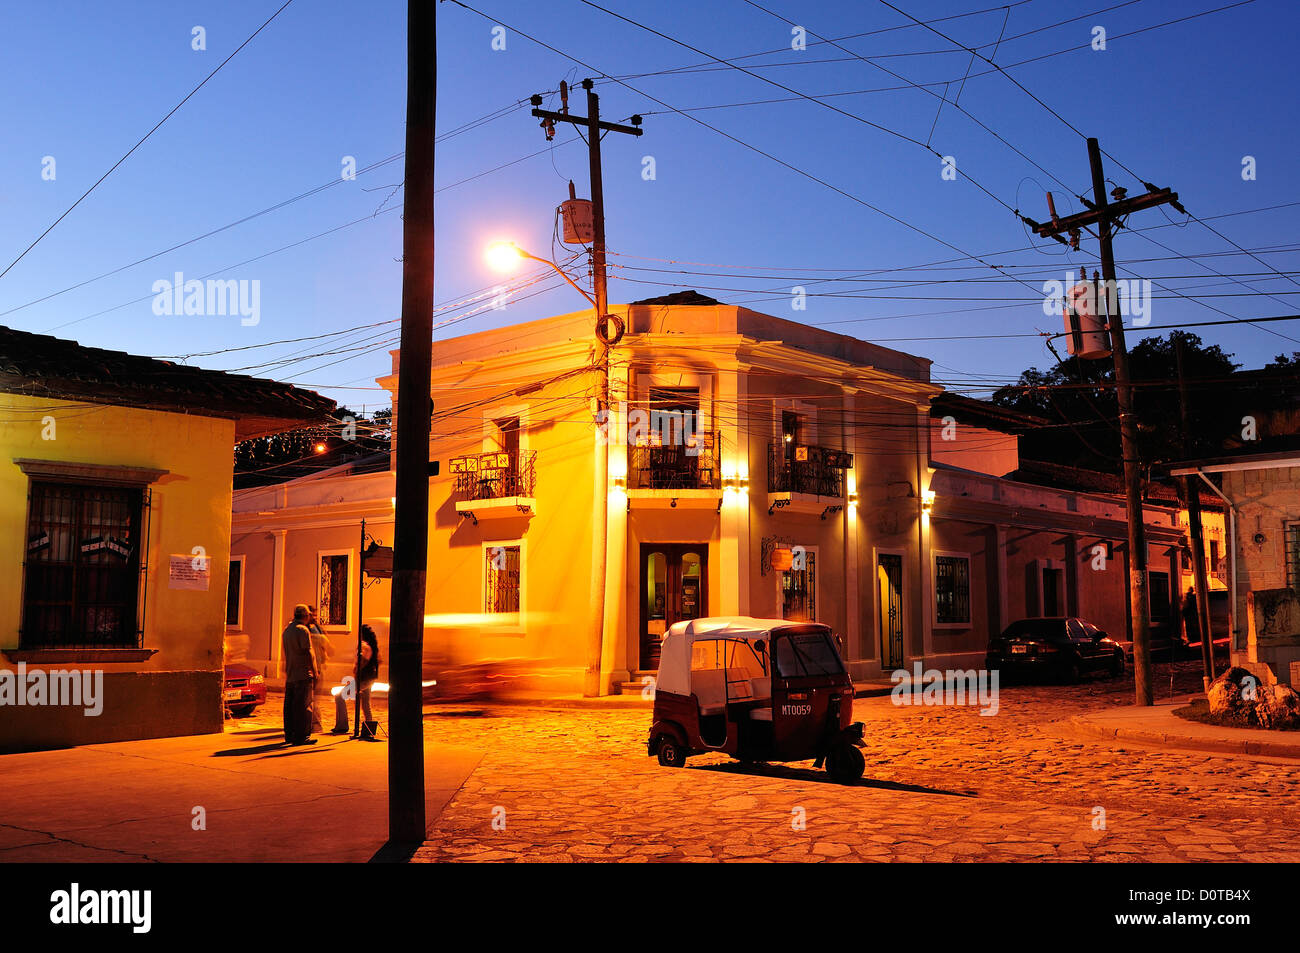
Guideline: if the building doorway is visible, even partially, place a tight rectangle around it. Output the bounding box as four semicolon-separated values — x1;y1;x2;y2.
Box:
878;553;905;669
639;543;707;670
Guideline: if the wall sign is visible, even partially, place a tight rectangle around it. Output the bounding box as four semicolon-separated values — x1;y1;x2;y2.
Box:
168;554;210;591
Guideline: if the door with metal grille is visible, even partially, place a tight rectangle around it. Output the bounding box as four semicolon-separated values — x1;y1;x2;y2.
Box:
877;553;904;669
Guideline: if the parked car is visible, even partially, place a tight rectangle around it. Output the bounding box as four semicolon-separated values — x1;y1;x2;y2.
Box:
223;663;266;717
986;617;1125;682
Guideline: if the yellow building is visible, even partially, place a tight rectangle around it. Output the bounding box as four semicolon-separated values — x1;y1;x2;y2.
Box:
0;326;333;751
230;295;1183;696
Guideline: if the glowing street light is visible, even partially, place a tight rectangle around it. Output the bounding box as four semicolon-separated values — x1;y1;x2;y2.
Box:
484;239;597;311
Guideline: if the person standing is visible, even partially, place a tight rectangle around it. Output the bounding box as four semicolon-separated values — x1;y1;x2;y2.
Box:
333;624;381;737
306;606;334;733
281;604;319;746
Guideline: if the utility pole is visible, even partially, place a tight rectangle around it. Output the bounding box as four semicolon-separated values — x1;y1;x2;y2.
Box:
388;0;436;846
530;80;642;696
1176;337;1217;688
1028;137;1183;706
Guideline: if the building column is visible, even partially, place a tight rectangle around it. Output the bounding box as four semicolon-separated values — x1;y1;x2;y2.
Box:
995;525;1010;633
1065;534;1080;616
916;406;933;663
601;362;631;693
718;367;749;616
270;528;286;678
842;391;860;659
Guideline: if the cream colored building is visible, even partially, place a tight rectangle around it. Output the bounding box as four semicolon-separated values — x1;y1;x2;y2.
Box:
230;295;1185;694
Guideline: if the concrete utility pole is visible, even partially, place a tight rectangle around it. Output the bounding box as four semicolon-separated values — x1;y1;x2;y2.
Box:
530;80;642;696
388;0;436;844
1176;337;1217;688
1029;137;1183;706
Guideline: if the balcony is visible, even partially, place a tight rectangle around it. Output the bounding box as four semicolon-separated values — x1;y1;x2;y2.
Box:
626;432;722;510
450;450;537;523
767;441;851;516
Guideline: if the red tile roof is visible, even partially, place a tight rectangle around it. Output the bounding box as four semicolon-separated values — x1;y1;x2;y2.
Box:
0;325;336;441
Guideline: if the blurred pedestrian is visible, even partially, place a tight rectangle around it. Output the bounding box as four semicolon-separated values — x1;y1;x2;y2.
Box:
333;624;380;737
281;604;318;746
306;606;334;733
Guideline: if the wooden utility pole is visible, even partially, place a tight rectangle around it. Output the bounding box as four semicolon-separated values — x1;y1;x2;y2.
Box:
1028;137;1183;706
1176;338;1217;688
530;80;642;696
388;0;436;845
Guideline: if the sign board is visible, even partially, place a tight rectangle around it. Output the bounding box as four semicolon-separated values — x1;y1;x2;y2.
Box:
168;554;210;591
363;543;394;579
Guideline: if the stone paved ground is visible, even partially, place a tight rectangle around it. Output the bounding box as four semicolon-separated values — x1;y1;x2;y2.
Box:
248;661;1300;862
407;661;1300;863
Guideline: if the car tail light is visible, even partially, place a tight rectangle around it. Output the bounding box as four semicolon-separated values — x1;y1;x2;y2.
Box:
788;692;808;700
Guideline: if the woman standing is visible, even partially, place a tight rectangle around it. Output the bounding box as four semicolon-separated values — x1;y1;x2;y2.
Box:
333;624;380;737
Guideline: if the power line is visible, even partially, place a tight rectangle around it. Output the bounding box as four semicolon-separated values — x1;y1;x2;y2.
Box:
0;0;297;282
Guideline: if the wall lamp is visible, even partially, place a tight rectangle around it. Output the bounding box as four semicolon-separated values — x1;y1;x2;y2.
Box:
921;489;936;514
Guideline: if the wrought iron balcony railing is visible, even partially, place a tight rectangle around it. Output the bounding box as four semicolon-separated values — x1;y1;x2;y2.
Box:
450;450;537;501
628;432;721;490
767;441;851;498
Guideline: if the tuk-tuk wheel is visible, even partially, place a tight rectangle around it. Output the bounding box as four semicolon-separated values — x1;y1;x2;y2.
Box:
826;743;865;784
656;737;687;768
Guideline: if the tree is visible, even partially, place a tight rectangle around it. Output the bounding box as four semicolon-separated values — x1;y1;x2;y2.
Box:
991;332;1242;471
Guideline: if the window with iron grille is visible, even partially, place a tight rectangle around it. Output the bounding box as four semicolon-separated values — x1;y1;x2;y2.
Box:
318;553;349;626
935;554;971;625
781;552;816;622
21;481;144;648
485;545;521;614
1286;522;1300;591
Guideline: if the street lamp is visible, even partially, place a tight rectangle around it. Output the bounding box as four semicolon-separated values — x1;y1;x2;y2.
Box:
485;240;598;311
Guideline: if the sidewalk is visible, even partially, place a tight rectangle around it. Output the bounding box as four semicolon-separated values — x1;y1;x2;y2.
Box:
1069;697;1300;759
0;720;482;862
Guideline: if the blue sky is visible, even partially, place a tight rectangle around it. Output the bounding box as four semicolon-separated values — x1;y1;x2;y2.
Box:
1;0;1296;413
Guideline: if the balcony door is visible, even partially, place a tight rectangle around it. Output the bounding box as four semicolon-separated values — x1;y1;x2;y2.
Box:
639;544;707;670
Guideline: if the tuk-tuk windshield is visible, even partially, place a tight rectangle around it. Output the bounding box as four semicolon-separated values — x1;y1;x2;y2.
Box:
773;630;843;677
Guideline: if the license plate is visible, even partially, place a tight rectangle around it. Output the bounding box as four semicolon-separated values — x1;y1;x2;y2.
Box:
1010;645;1027;654
223;689;242;701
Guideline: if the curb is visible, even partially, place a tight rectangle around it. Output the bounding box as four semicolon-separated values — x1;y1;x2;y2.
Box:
1068;711;1300;759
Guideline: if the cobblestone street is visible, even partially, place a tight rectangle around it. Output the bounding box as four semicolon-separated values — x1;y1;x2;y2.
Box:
400;662;1300;863
235;662;1299;863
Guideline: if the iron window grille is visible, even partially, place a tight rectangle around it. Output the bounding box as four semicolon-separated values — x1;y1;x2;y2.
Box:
319;554;349;625
485;545;521;614
20;481;148;649
935;555;971;625
1285;522;1300;591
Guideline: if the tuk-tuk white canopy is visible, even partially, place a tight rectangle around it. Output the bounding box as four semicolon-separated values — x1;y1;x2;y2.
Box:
656;616;827;697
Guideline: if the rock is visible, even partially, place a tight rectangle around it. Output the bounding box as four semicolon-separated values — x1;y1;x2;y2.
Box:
1207;667;1257;723
1207;667;1300;729
1256;684;1300;730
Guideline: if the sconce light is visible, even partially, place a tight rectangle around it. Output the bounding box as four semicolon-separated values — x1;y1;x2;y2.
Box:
612;475;627;491
921;489;936;514
848;490;859;506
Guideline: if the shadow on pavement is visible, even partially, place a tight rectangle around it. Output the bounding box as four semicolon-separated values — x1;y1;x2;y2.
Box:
693;760;976;797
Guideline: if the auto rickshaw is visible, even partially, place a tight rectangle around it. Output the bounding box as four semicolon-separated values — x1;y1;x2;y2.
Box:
647;617;866;784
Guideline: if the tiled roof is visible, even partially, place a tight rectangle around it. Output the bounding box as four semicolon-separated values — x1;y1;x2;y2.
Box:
629;290;721;307
930;392;1050;432
1010;458;1222;509
0;325;336;441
